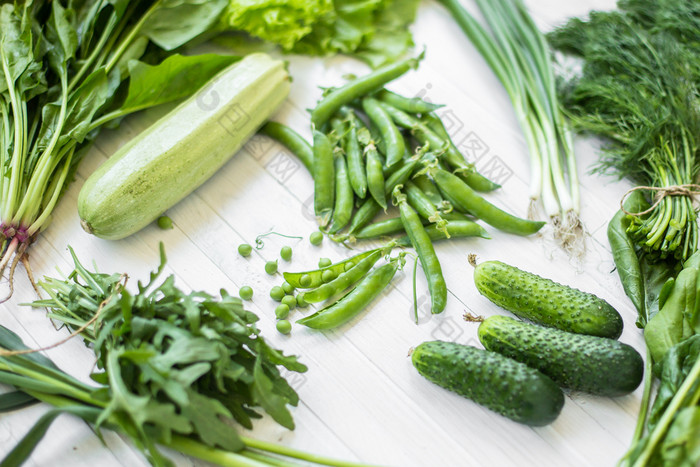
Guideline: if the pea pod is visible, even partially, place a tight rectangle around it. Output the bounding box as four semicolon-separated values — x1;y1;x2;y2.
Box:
380;102;497;192
376;89;443;114
346;158;421;234
311;55;421;128
431;167;544;236
283;249;378;289
259;122;313;173
297;259;402;329
422;112;500;192
328;151;354;233
412;174;443;205
397;219;489;246
363;97;405;167
365;143;387;209
405;181;448;235
355;216;409;240
339;108;368;199
313;130;335;226
395;186;447;314
303;249;385;303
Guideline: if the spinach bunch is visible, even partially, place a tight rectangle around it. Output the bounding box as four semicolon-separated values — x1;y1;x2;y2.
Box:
0;245;359;467
0;0;235;284
610;202;700;466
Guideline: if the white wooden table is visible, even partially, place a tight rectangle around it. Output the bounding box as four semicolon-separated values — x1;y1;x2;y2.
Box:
1;1;645;466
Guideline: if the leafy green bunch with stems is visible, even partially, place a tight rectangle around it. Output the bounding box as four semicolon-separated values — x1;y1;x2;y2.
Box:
437;0;582;252
0;244;370;467
0;0;236;287
549;2;700;261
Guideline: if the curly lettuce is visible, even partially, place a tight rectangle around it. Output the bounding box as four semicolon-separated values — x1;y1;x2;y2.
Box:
220;0;419;66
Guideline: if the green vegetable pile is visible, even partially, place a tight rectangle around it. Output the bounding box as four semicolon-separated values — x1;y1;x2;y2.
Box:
0;0;237;285
562;1;700;465
550;0;700;261
265;58;544;322
219;0;420;67
0;245;365;466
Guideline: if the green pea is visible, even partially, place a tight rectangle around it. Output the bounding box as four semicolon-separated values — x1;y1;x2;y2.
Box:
281;295;297;310
322;269;336;283
310;231;323;246
318;257;332;268
300;274;312;287
265;260;278;275
281;246;293;261
157;215;173;230
296;293;309;308
276;319;292;334
238;243;253;257
239;286;253;301
282;281;295;294
275;304;290;320
270;286;285;301
344;261;355;271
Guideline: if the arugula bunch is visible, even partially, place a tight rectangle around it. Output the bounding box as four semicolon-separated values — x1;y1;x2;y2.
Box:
0;244;371;467
549;0;700;261
0;0;236;284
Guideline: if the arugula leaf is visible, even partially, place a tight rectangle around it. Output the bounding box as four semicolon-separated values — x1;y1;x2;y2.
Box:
29;242;307;460
252;357;295;430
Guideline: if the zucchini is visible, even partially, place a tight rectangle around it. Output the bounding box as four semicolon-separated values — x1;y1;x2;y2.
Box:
411;341;564;426
479;316;644;396
473;259;623;338
78;54;290;240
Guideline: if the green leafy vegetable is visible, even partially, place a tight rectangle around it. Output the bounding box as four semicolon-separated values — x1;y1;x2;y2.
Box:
0;0;235;289
550;0;700;261
0;245;369;466
219;0;420;67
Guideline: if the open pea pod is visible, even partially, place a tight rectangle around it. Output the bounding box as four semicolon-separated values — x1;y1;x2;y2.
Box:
297;257;402;330
303;249;384;303
283;249;379;289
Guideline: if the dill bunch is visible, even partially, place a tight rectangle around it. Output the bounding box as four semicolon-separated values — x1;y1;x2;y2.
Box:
550;5;700;261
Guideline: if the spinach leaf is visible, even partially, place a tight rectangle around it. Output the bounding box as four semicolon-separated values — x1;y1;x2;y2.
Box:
120;53;238;114
660;407;700;467
141;0;228;51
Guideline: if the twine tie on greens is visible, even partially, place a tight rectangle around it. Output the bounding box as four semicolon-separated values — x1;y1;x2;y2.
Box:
620;185;700;217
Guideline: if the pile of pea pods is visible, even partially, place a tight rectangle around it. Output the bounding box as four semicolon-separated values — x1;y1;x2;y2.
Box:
263;56;545;326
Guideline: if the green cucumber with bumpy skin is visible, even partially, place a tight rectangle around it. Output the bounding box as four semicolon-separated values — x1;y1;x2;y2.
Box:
411;341;564;426
472;259;623;339
479;316;644;396
78;54;290;240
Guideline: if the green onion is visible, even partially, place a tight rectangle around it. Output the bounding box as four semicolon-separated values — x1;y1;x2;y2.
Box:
437;0;582;251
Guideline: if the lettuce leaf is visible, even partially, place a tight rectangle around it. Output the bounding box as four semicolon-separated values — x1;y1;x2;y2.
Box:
219;0;419;66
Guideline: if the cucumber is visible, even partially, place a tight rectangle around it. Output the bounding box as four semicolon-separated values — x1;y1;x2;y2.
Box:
479;316;644;396
473;260;623;339
78;54;290;240
411;341;564;426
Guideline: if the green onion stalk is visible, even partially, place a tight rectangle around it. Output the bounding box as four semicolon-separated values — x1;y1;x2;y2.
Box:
437;0;583;253
0;0;230;288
